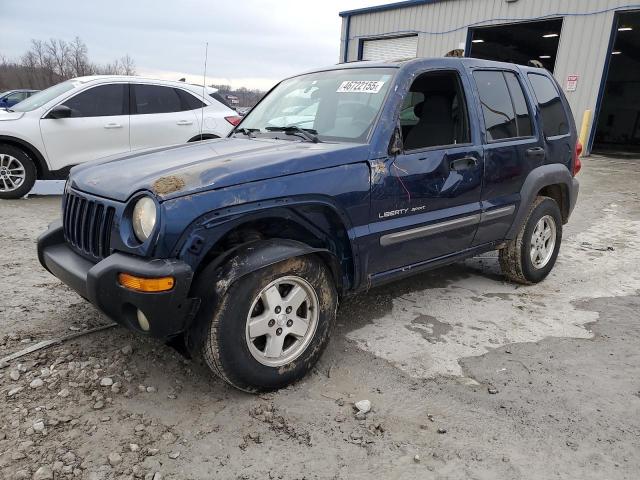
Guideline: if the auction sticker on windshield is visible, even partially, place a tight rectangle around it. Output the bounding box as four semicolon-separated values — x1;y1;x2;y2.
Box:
337;80;385;93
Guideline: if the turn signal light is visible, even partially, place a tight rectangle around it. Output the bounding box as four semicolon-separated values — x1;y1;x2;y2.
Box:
118;273;175;292
224;115;242;126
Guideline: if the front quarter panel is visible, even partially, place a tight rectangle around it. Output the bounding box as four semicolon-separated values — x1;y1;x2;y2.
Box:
157;162;372;281
0;110;51;168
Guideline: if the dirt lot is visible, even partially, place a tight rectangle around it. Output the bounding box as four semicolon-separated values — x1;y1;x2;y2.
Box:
1;156;639;480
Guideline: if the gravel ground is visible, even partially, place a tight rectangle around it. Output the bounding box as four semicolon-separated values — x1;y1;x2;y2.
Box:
1;156;639;480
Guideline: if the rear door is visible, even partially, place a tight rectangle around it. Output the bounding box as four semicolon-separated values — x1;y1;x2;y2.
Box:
526;72;574;170
470;68;542;245
129;84;200;150
39;83;130;170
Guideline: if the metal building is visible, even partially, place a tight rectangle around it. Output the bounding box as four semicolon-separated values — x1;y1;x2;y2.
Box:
339;0;640;155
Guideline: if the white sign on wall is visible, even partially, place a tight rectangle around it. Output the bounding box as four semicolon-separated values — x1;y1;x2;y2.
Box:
566;74;579;92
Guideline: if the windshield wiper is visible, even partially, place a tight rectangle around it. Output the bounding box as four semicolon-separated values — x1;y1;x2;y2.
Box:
234;127;259;138
265;126;320;143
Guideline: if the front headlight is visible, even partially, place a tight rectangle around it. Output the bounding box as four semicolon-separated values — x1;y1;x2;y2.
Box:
132;196;157;242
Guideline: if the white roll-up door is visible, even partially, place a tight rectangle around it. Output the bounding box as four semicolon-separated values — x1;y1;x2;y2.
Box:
361;36;418;61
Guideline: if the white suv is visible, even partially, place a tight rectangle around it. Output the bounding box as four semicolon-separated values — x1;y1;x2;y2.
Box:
0;76;240;199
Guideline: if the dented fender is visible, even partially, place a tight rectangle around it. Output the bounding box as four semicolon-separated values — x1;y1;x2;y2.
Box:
211;239;342;296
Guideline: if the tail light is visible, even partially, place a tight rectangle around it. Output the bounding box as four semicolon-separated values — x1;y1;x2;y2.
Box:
224;116;242;126
572;141;582;176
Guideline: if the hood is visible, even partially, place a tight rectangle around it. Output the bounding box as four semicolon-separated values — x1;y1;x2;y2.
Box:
70;137;370;202
0;110;25;121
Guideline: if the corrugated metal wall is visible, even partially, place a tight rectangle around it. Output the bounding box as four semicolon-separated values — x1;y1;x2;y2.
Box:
340;0;639;151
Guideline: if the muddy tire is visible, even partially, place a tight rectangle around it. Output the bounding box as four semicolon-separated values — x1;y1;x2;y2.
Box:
0;144;37;200
499;196;562;285
191;254;338;392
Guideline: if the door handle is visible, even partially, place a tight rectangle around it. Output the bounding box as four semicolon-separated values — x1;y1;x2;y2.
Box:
526;147;546;159
103;123;122;129
176;120;193;126
449;157;478;172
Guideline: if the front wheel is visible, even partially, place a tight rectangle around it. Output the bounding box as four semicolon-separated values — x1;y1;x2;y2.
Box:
499;196;562;284
192;254;338;392
0;145;37;199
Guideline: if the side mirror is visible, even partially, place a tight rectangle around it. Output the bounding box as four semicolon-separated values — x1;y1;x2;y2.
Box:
388;126;403;156
47;105;72;119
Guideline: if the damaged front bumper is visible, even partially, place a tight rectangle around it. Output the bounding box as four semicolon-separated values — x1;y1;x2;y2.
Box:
37;220;199;339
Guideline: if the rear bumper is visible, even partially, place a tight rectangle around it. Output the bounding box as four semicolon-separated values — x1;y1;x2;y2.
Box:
568;177;580;219
37;220;199;339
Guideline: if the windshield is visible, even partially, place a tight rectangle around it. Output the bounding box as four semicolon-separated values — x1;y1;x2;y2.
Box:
11;80;78;112
239;68;395;142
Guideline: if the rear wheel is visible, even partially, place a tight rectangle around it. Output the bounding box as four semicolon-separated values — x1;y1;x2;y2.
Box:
499;196;562;284
192;254;337;392
0;144;37;199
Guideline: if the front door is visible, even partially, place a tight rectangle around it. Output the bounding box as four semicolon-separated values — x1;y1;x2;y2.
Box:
40;83;130;171
368;68;484;275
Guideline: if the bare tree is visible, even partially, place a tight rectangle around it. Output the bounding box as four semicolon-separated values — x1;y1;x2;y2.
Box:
0;37;136;90
69;36;92;77
46;38;70;78
120;54;135;75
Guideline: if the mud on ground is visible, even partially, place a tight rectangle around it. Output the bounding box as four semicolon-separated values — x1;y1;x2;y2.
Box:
1;156;639;479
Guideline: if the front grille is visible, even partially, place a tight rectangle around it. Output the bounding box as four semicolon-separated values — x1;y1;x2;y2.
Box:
63;192;115;260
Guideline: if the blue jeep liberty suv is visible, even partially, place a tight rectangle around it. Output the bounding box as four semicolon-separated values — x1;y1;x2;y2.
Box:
38;58;580;392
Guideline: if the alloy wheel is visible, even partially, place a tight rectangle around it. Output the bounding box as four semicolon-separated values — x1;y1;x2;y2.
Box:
245;275;319;367
530;214;556;269
0;154;26;192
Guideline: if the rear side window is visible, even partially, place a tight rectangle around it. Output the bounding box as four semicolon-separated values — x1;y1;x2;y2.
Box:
210;92;233;109
527;74;569;137
473;71;517;141
504;72;533;137
62;84;126;118
134;85;183;114
176;89;206;110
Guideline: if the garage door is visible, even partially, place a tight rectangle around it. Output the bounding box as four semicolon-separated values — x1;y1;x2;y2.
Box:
361;36;418;61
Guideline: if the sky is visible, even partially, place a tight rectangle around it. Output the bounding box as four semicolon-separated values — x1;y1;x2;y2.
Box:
1;0;383;90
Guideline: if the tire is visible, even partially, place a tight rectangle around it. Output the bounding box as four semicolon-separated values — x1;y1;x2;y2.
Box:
191;254;338;392
188;134;219;142
499;196;562;285
0;144;37;200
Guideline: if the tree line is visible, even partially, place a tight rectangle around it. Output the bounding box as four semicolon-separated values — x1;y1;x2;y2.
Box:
0;37;135;91
210;84;266;108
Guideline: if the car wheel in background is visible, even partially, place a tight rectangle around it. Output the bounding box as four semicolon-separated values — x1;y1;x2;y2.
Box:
188;134;220;142
0;144;37;199
499;196;563;284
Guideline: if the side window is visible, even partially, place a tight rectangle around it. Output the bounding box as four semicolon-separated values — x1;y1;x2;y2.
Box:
209;92;232;109
504;72;533;137
176;89;206;110
6;92;25;103
401;70;470;151
473;71;517;141
527;73;569;137
61;84;126;118
133;85;183;114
